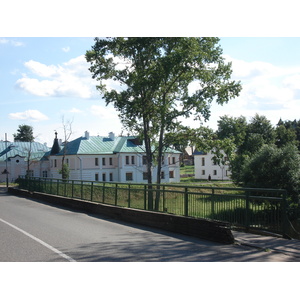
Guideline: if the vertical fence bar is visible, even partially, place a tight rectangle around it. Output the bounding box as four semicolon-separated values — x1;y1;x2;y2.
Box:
211;188;215;219
128;184;131;208
56;179;59;195
184;187;189;217
144;185;147;210
163;185;166;212
81;181;83;199
115;183;118;206
245;191;250;232
91;181;94;202
282;190;288;237
71;180;74;198
102;182;105;203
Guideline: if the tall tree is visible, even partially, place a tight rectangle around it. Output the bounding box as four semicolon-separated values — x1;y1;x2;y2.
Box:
86;37;241;210
13;124;34;142
217;115;247;151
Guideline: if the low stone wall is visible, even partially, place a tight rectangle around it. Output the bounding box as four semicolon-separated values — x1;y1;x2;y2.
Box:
8;187;234;244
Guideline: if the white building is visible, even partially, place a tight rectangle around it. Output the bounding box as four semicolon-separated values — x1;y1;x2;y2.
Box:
47;131;181;183
0;140;50;183
193;150;231;181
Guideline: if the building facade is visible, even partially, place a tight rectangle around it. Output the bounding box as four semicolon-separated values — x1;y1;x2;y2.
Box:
47;131;181;183
0;140;50;183
193;150;231;181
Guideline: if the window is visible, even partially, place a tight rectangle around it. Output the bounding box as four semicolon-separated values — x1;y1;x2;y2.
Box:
172;157;176;164
95;173;99;181
161;171;165;179
95;158;99;166
54;159;57;168
126;156;129;165
102;173;106;181
213;170;217;176
126;172;133;181
201;157;205;166
202;170;205;175
131;156;135;165
102;157;106;166
143;172;148;180
42;171;48;178
109;173;113;181
66;158;69;165
109;157;113;165
169;170;174;178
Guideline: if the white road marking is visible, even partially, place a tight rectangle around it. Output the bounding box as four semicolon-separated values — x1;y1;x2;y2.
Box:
0;217;76;262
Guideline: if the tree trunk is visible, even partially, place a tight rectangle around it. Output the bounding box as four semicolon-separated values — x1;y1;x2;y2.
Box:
143;115;154;210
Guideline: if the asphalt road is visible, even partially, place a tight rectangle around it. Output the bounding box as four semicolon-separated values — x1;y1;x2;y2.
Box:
0;187;298;262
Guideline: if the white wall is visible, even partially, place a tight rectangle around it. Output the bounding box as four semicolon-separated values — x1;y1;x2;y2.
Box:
194;151;231;181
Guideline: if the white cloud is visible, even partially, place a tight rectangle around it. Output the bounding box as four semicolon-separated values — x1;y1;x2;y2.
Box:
0;38;24;47
62;46;70;52
89;105;118;119
9;110;49;122
69;107;83;113
16;55;98;99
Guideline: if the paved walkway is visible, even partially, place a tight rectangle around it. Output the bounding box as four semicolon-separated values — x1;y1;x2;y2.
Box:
233;230;300;260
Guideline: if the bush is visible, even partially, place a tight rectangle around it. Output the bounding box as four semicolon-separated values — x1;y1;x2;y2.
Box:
240;144;300;203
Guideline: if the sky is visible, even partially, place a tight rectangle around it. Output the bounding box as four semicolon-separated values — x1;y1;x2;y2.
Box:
2;36;300;147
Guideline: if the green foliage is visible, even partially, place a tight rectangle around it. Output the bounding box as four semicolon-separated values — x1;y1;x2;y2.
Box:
86;37;242;189
13;124;34;142
59;163;70;180
240;144;300;202
217;115;247;148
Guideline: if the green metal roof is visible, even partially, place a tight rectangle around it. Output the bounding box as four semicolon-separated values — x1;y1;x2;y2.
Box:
0;141;50;162
53;135;181;156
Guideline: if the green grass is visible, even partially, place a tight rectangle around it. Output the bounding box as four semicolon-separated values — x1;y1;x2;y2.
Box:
179;165;236;188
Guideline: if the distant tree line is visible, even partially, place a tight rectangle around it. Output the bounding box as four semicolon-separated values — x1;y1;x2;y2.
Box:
167;114;300;203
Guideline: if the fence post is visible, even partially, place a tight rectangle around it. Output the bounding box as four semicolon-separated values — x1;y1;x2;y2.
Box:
115;183;118;206
128;184;131;208
281;190;288;237
245;191;250;232
91;181;94;202
144;185;147;210
102;182;105;203
184;187;188;217
71;180;74;198
56;179;59;195
211;188;215;219
163;185;166;212
81;180;83;199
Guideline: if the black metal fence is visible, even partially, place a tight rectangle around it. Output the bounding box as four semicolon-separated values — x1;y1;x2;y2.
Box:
17;176;289;236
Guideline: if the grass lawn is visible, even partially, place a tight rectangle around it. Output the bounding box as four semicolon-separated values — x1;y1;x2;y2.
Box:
179;165;236;188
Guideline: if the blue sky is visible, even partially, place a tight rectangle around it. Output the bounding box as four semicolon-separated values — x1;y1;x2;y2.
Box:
2;37;300;146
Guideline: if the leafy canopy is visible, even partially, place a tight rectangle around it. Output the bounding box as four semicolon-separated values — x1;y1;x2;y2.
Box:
86;37;242;138
13;124;34;142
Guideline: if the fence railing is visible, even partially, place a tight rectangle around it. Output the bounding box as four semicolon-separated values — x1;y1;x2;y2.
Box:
17;176;289;236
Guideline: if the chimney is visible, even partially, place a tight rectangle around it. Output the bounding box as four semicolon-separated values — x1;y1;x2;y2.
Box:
109;132;115;141
85;131;90;139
